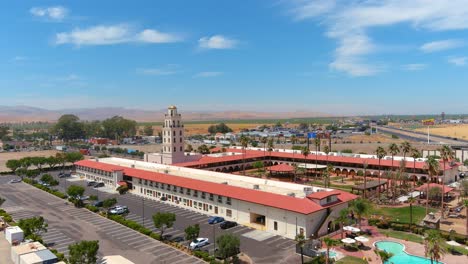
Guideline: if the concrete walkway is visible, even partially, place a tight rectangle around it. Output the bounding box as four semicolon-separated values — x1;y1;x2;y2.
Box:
0;231;14;264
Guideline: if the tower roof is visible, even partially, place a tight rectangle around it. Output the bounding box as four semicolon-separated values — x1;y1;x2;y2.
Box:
168;105;177;110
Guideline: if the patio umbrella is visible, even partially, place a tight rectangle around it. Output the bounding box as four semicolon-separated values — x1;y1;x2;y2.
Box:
355;236;369;243
341;238;356;244
343;226;356;231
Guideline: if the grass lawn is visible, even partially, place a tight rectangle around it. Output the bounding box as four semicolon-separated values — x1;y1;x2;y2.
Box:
336;256;368;264
371;206;436;224
378;229;424;243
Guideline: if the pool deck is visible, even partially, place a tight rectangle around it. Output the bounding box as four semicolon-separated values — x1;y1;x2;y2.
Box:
331;222;467;264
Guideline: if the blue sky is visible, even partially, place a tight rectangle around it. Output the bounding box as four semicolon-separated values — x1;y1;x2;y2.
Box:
2;0;468;115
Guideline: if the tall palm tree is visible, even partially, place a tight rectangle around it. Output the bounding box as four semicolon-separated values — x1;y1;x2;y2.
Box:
295;233;306;264
333;208;349;239
464;199;468;237
239;135;250;175
408;196;416;232
351;198;372;229
323;237;340;264
302;147;310;182
267;137;274;166
439;145;454;218
425;155;440;214
363;161;368;198
375;146;387;199
314;138;321;178
411;148;422;189
291;135;297;159
388;143;400;201
401;141;412;161
424;230;447;264
261;137;268;158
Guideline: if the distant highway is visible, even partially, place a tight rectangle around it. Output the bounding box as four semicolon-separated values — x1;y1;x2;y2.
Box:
376;126;468;145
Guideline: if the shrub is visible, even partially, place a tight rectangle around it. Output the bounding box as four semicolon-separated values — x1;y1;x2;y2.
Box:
117;185;129;195
150;232;161;241
85;205;99;213
139;227;152;236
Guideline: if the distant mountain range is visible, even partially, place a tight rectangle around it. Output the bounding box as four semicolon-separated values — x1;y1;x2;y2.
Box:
0;105;332;123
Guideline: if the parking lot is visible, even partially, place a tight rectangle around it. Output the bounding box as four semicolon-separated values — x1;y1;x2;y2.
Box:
0;175;205;264
45;171;300;263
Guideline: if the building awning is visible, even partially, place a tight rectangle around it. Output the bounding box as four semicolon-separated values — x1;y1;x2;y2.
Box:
268;164;294;173
117;181;128;186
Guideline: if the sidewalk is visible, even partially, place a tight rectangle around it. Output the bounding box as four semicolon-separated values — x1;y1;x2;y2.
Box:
0;231;14;264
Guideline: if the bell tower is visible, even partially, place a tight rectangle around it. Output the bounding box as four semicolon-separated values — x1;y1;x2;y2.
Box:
162;105;185;164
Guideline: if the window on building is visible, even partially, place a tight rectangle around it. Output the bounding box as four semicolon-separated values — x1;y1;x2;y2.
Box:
274;221;278;231
149;181;153;187
186;189;191;195
209;194;214;201
155;182;159;188
179;130;182;136
180;146;183;151
173;131;176;136
174;147;176;152
201;192;206;199
166;184;171;191
179;187;184;194
193;190;198;197
161;183;164;189
173;185;177;192
138;179;142;184
218;196;223;203
144;180;148;185
209;205;212;210
180;137;182;143
226;197;231;205
226;209;232;217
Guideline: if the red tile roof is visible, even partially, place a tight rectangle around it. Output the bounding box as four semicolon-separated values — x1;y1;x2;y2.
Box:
415;183;454;193
175;148;457;172
75;159;357;215
268;163;294;172
306;190;342;200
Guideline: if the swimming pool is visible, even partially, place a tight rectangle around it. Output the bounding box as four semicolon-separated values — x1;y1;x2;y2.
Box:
375;241;443;264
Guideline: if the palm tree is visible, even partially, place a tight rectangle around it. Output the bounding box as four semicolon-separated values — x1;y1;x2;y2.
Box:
375;146;387;199
388;143;400;201
291;135;297;159
333;208;349;239
295;234;306;264
408;196;416;232
401;141;412;161
439;145;454;218
411;148;422;189
425;155;440;214
239;135;250;175
363;161;368;198
314;138;321;178
301;147;310;182
323;237;340;264
424;230;447;264
464;199;468;236
351;198;372;229
261;137;268;158
267;138;274;166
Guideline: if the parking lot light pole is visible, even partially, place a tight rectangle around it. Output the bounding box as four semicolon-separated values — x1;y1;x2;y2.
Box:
142;197;145;227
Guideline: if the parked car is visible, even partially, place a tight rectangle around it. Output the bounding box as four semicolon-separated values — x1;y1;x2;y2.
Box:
220;221;237;230
9;178;22;183
108;205;128;215
92;201;103;207
93;182;105;188
208;216;225;224
190;238;209;249
87;181;97;186
58;173;71;178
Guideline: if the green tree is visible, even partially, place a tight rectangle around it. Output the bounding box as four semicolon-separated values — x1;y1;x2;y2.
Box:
333;208;349;239
388;143;400;199
184;224;200;242
323;237;340;264
351;198;372;229
66;152;84;163
301;146;310;181
252;161;265;175
424;230;447;264
83;121;103;138
46;156;59;170
6;159;21;174
143;125;154;136
267;137;275;165
216;233;240;260
400;141;412;161
197;144;210;154
102;198;117;209
295;233;306;264
411;148;422;189
68;240;99;264
18;216;48;241
0;125;9;139
40;174;54;184
152;212;176;238
439;145;454;217
67;185;85;207
185;144;193;152
52;114;85;142
375;146;387;200
408;196;416;232
102;116;137;141
425;155;440;214
208;123;233;134
260;137;268;157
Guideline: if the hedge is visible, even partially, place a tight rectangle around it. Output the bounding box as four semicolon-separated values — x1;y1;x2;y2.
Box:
85;205;99;213
23;178;68;200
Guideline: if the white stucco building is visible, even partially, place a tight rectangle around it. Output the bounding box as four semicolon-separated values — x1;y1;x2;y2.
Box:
75;157;357;239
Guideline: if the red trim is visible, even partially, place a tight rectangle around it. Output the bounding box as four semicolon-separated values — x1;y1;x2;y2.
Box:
75;159;357;215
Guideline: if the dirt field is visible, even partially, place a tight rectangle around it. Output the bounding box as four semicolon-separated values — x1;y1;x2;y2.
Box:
0;150;58;172
415;124;468;140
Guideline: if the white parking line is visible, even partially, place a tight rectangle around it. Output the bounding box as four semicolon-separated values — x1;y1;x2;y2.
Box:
113;232;136;240
121;236;144;244
127;238;153;247
265;236;284;245
232;227;249;234
51;238;74;244
139;243;163;252
43;233;66;240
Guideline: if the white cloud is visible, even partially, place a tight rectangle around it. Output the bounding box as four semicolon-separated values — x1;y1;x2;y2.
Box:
193;71;223;78
30;6;68;21
55;25;182;46
12;56;28;62
420;40;464;53
136;29;182;43
403;63;427;71
288;0;468;76
137;65;180;76
448;56;468;66
198;35;237;49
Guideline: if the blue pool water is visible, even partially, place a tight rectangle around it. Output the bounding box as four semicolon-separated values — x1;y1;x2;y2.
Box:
375;241;442;264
